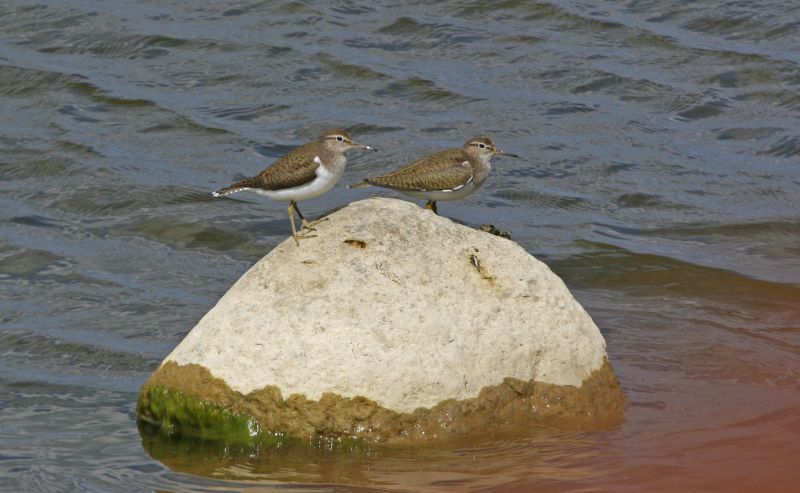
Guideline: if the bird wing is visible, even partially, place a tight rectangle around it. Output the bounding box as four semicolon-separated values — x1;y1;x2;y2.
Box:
366;148;473;192
254;144;322;190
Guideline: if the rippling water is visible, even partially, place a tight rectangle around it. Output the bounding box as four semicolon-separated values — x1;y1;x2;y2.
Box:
1;1;799;491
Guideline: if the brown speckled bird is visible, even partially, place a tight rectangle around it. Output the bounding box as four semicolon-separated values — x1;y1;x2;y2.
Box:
213;129;372;245
350;136;518;214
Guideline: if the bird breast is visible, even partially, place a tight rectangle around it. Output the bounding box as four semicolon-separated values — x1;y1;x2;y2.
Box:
320;153;347;179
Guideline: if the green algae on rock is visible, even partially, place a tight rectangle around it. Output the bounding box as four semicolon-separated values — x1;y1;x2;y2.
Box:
137;385;268;444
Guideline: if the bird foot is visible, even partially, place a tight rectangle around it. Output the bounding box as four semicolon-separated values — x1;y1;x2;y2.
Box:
291;231;317;246
424;202;439;215
301;217;329;232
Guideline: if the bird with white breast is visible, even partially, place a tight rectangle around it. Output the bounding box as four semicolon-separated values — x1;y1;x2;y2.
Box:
213;129;373;245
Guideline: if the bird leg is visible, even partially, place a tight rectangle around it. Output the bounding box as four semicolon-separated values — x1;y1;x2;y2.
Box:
288;201;300;246
288;201;316;246
425;200;438;215
293;202;328;231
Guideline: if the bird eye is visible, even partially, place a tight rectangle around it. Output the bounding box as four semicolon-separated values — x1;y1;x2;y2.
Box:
478;143;486;149
336;136;344;142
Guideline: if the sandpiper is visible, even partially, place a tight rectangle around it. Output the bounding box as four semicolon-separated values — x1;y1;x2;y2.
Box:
350;136;518;214
212;129;372;245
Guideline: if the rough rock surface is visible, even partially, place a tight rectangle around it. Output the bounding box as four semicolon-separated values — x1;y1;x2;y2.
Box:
139;198;623;443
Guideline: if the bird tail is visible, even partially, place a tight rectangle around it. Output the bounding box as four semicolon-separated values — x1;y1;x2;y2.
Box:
347;179;372;189
212;177;259;198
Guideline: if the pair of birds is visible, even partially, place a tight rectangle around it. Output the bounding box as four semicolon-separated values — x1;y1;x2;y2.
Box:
212;129;518;245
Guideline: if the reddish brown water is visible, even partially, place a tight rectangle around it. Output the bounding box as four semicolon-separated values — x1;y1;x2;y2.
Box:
563;255;800;492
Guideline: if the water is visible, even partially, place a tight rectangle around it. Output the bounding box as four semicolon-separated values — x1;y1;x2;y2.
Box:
1;0;799;491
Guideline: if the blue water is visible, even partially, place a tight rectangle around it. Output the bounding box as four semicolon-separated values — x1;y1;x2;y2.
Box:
1;1;799;491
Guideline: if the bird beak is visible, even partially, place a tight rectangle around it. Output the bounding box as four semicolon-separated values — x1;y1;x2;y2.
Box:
353;141;377;151
497;148;519;158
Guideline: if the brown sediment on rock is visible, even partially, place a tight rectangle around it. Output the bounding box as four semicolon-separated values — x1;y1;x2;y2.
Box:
343;239;367;248
480;224;511;239
137;359;624;446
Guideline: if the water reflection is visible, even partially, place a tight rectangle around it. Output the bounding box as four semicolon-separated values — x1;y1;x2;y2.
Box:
139;421;604;490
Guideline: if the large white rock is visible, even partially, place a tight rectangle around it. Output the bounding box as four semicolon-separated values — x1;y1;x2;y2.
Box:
164;198;608;413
